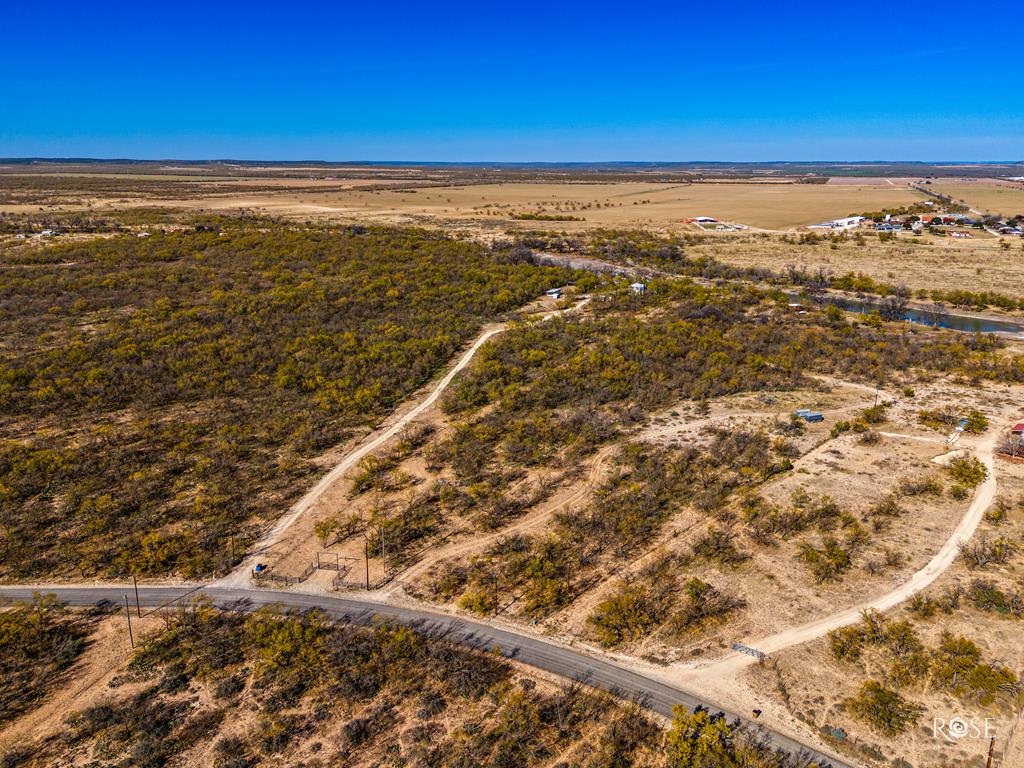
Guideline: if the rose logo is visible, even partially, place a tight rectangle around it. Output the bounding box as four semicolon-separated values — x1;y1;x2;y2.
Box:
947;717;969;739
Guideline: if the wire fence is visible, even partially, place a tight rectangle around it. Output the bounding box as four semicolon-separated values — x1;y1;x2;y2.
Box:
253;552;378;588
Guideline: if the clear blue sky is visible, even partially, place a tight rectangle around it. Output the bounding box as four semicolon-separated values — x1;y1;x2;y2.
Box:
3;0;1021;161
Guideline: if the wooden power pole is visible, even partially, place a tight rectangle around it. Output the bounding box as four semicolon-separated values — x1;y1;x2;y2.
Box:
133;575;141;618
123;595;134;648
986;735;996;768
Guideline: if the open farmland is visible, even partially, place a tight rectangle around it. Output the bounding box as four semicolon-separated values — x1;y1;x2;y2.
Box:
0;170;928;231
928;178;1024;217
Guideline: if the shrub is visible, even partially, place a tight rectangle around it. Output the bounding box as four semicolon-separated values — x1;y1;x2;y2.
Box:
829;625;865;662
930;632;1018;705
898;476;943;497
964;410;989;433
844;681;922;736
984;498;1009;525
588;581;670;648
959;536;1017;569
798;537;852;582
690;527;750;566
947;455;988;488
969;579;1024;617
668;578;746;636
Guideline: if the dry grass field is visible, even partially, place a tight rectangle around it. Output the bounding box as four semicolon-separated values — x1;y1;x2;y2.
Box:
929;178;1024;216
0;171;927;231
694;232;1024;298
137;180;928;231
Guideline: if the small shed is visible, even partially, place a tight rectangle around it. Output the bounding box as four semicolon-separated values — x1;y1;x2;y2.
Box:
1012;423;1024;435
629;282;646;295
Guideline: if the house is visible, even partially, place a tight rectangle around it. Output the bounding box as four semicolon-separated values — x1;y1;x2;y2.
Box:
545;288;563;299
629;282;646;295
692;216;718;223
1012;423;1024;436
875;223;901;232
998;227;1023;236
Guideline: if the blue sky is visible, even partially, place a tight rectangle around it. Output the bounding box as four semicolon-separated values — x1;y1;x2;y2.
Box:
3;1;1021;161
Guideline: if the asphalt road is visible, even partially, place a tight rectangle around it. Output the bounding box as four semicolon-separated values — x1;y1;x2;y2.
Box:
0;584;858;768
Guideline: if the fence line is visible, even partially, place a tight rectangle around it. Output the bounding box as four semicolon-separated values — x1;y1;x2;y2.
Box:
254;552;370;587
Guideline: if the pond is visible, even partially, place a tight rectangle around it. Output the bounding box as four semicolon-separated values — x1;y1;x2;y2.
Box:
806;294;1024;337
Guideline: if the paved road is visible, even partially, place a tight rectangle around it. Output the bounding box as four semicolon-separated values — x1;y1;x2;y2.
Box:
0;584;857;768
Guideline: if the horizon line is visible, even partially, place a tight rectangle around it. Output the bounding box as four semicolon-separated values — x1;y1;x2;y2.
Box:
2;157;1024;167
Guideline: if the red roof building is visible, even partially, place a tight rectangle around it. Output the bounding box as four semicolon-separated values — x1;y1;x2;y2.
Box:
1012;423;1024;434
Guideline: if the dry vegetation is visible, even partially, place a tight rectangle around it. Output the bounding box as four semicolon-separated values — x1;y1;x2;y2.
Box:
0;222;571;579
6;169;1024;766
0;600;819;768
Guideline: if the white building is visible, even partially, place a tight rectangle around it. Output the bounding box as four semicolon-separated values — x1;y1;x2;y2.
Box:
809;216;867;231
830;216;867;230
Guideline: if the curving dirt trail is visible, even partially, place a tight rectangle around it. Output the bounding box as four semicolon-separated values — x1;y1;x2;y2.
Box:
216;297;590;588
684;431;998;681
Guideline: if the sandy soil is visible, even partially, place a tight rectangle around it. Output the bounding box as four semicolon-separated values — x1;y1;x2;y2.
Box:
0;612;164;752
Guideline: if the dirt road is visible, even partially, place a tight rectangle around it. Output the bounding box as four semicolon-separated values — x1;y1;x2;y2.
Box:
217;296;590;589
686;432;997;680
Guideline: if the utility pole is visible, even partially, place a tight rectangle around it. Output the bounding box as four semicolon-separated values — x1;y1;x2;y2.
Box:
133;575;141;618
364;538;370;590
986;735;995;768
380;522;387;576
123;595;134;648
